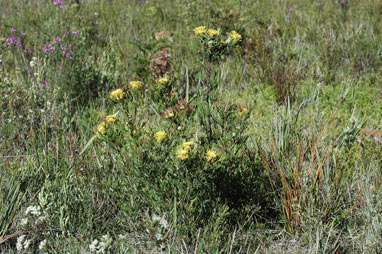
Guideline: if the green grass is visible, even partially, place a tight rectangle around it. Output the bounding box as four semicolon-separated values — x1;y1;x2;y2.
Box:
1;0;382;253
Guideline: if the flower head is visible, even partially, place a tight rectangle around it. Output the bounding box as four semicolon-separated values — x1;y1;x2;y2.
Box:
154;131;166;143
54;0;64;8
206;150;218;162
207;29;218;36
157;76;169;85
228;31;242;43
97;122;106;136
16;235;26;251
129;81;144;90
176;149;189;160
25;205;41;216
105;113;118;124
182;141;195;150
39;80;50;89
194;26;207;35
39;239;47;250
110;89;125;101
162;108;175;119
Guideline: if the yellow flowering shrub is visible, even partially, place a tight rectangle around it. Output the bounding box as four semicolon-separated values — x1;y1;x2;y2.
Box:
97;122;106;136
182;141;195;150
105;113;118;124
109;89;125;101
207;29;218;36
194;26;207;35
157;76;169;85
129;81;144;90
176;149;189;160
154;131;166;143
206;150;218;162
229;31;242;43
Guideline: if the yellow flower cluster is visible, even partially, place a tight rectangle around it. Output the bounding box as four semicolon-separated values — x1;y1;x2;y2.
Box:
129;81;144;90
182;141;195;150
110;89;125;101
96;113;118;136
105;113;118;124
97;122;106;136
176;141;195;161
155;131;166;143
194;26;207;35
176;149;189;160
206;150;218;162
229;31;242;42
163;110;174;119
207;29;218;36
157;76;169;85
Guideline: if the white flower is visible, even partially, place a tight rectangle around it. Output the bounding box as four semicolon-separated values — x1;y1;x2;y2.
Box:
34;72;39;77
25;205;41;216
39;239;47;250
96;242;106;253
152;214;161;222
24;239;32;249
118;234;126;239
89;235;112;253
32;57;37;61
89;239;99;252
16;235;26;251
152;214;169;229
30;61;36;67
37;215;47;223
20;218;28;226
155;233;163;241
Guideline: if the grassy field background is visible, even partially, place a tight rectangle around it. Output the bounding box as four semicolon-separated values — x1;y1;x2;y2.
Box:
1;0;382;253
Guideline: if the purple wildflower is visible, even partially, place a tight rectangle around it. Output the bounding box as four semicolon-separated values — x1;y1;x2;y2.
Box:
64;29;69;36
6;37;16;44
16;40;22;48
56;36;61;42
24;48;29;54
61;44;67;53
54;0;64;8
316;2;321;6
72;30;78;36
65;50;73;59
43;42;55;54
40;80;50;88
25;66;31;72
21;30;25;36
11;27;16;34
374;137;378;142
